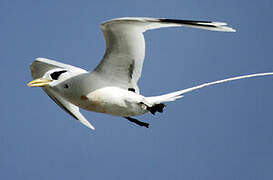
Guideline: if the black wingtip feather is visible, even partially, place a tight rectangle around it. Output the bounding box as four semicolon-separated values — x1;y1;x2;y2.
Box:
159;19;217;28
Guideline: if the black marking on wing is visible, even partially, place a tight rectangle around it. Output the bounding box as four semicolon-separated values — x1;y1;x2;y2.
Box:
128;62;135;80
128;88;135;92
159;19;216;28
44;91;79;121
50;70;67;80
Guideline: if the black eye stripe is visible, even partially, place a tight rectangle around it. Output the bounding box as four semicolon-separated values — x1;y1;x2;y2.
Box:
50;70;67;80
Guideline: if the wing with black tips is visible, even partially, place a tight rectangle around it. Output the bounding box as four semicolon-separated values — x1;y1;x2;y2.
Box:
94;17;235;93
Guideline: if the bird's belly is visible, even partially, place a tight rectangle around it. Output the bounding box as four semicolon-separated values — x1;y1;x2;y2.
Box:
77;87;148;116
82;101;146;116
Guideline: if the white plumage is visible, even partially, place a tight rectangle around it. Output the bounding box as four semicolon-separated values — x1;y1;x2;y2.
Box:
27;17;272;130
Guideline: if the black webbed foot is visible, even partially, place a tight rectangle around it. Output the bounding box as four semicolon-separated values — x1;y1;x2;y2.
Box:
125;117;149;128
147;103;166;115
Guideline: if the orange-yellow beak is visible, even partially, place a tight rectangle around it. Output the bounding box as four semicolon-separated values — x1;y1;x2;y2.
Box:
27;78;52;87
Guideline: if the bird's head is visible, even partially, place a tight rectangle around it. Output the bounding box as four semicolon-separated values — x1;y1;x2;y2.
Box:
27;68;69;87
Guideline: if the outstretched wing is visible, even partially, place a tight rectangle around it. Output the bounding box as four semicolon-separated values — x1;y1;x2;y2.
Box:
94;17;235;93
44;88;95;130
30;58;94;130
30;57;87;79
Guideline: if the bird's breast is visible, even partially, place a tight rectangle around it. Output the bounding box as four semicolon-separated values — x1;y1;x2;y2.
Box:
77;87;148;116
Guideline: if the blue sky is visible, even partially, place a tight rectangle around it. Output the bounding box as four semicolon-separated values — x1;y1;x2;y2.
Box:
1;0;273;179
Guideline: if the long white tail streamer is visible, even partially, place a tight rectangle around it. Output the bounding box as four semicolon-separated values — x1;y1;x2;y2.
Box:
146;72;273;104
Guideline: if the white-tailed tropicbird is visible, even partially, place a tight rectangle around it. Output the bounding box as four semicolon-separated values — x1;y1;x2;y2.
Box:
27;17;273;130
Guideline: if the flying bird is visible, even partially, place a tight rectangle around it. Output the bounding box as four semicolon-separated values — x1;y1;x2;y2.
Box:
27;17;273;130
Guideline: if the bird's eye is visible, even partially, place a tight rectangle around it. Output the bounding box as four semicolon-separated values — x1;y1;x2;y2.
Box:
50;70;67;80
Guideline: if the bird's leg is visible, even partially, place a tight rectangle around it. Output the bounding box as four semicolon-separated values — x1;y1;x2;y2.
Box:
124;117;149;128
